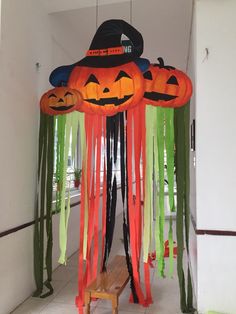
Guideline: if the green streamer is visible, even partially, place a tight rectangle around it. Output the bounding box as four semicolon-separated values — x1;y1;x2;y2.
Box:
33;113;54;298
168;216;174;277
55;115;66;212
57;112;80;265
184;104;194;311
165;108;175;212
58;113;73;265
33;112;46;297
174;102;195;313
165;108;175;277
42;115;54;298
156;107;165;277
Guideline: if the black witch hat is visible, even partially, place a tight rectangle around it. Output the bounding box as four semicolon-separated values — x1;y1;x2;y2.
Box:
49;19;147;86
77;19;144;68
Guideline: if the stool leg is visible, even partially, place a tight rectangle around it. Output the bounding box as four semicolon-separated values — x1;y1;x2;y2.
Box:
84;291;91;314
112;296;118;314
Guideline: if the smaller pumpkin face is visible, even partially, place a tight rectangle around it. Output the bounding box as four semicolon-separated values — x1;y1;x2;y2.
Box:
40;86;82;115
68;62;144;116
143;58;192;108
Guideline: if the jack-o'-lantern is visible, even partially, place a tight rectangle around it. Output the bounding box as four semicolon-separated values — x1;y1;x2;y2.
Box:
143;58;192;108
68;62;144;116
40;86;82;115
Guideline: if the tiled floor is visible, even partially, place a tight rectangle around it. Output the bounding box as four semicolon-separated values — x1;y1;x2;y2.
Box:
12;216;186;314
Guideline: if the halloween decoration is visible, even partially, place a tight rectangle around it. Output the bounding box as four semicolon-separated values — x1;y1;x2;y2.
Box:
40;86;82;115
34;18;195;314
68;19;145;116
69;63;144;116
143;58;192;108
76;19;143;68
49;19;148;88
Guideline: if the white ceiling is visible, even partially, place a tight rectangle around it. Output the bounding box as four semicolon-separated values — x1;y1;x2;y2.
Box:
41;0;132;14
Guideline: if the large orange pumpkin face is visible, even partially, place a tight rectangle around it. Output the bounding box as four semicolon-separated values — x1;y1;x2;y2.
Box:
40;86;82;115
143;58;192;108
68;62;144;116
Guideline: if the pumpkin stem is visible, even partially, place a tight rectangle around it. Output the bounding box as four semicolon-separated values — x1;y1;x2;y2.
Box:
157;57;176;70
157;57;165;68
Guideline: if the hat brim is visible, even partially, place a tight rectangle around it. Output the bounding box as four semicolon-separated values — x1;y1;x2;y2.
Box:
77;53;137;68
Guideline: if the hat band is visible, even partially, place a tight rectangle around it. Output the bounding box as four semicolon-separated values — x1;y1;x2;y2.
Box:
86;46;124;57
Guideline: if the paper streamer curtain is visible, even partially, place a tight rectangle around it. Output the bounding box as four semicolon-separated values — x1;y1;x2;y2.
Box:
33;19;194;314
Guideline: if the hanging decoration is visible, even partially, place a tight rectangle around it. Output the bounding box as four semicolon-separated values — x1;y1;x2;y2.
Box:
143;57;192;108
34;16;195;314
40;86;82;115
68;19;146;116
69;63;144;116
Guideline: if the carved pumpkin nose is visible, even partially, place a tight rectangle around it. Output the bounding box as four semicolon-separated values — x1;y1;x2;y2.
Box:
58;98;64;103
103;87;110;93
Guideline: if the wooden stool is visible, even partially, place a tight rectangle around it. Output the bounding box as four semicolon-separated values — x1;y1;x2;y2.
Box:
84;255;129;314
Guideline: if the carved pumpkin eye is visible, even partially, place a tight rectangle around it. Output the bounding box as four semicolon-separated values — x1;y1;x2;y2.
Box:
114;71;131;81
85;74;99;86
167;75;179;85
143;71;153;80
48;93;57;99
64;91;73;96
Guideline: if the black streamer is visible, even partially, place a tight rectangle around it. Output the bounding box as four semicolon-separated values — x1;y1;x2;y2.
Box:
120;112;139;303
102;114;119;271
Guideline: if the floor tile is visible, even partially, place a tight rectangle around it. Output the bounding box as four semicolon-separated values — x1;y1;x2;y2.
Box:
11;298;48;314
52;282;78;305
52;265;77;283
67;253;78;268
11;280;71;313
145;273;181;314
93;307;141;314
52;281;98;308
40;302;97;314
39;302;78;314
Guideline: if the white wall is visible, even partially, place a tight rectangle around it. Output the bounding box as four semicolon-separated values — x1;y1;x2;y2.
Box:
0;1;52;313
196;0;236;232
189;1;236;313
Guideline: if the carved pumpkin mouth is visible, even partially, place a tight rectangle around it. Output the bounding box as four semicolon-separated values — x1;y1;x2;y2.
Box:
50;105;74;111
84;94;133;106
144;91;177;101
